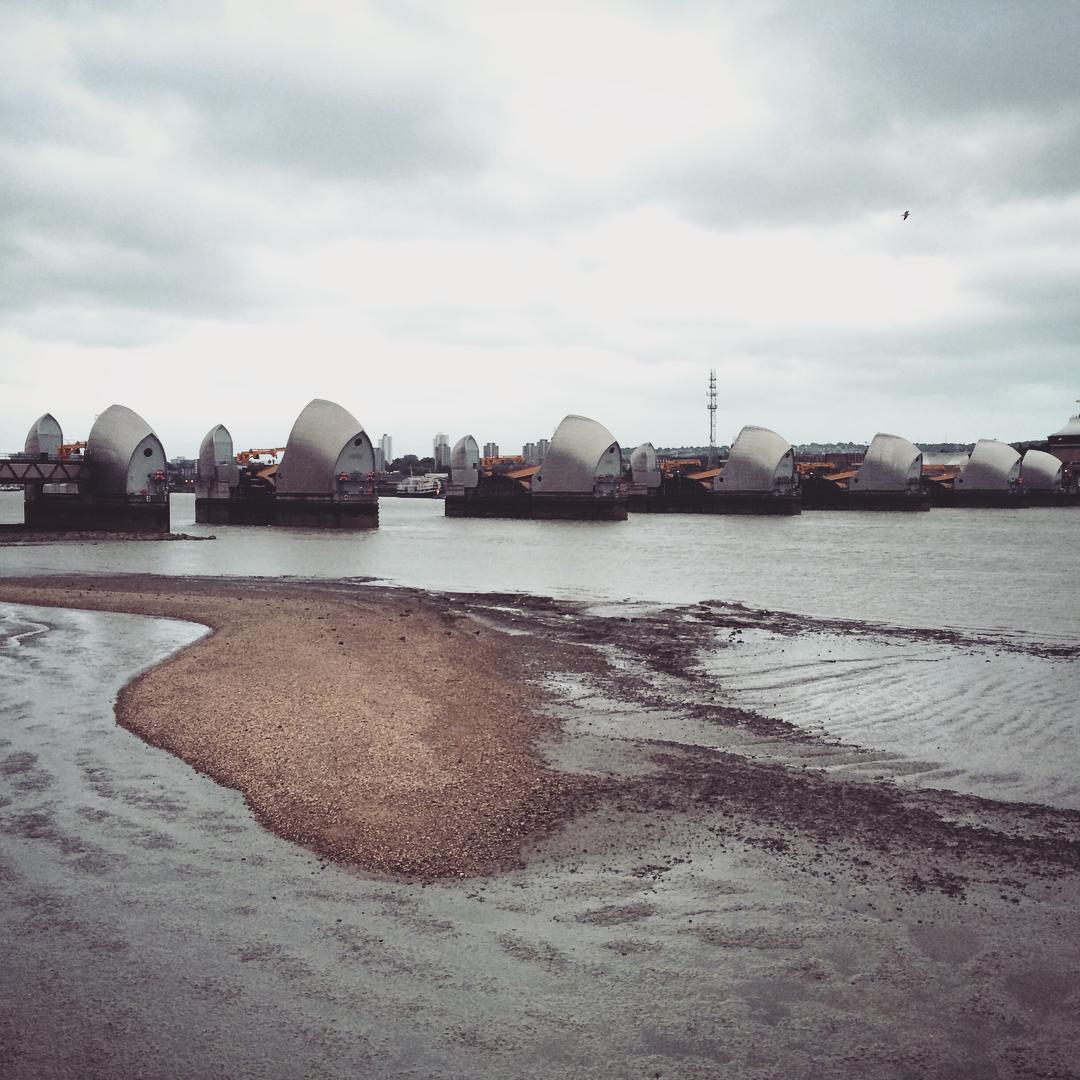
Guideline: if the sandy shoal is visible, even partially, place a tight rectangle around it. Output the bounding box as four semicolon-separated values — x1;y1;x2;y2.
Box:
0;575;597;878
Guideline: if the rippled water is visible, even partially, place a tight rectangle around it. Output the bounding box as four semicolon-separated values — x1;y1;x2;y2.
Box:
2;489;1078;808
697;627;1080;808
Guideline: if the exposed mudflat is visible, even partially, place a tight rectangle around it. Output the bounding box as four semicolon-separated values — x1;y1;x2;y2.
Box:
1;574;1078;1079
0;528;211;544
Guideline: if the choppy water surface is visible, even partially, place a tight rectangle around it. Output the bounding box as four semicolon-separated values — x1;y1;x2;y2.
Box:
2;490;1077;808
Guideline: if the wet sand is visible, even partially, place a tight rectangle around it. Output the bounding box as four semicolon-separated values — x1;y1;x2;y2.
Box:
2;574;1079;1078
0;575;597;878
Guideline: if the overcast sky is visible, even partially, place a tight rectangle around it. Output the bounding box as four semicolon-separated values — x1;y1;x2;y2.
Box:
3;1;1079;457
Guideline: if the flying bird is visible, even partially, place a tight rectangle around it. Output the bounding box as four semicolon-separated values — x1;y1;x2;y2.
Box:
902;210;910;220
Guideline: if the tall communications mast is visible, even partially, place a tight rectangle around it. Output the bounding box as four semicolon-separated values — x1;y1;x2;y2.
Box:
707;368;718;467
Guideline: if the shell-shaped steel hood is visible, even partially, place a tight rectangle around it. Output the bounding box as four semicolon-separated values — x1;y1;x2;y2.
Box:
533;415;621;496
852;433;922;492
276;399;374;495
86;404;166;497
1020;448;1064;490
630;442;661;489
957;439;1021;490
198;424;234;471
24;413;63;457
718;425;795;492
450;435;480;488
196;423;240;498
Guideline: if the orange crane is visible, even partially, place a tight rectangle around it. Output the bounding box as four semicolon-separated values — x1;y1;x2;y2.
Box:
232;448;284;492
235;447;286;464
659;458;703;474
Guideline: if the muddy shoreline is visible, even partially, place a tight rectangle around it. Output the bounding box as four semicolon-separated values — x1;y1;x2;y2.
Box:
0;527;211;544
2;573;1078;888
3;572;1080;1077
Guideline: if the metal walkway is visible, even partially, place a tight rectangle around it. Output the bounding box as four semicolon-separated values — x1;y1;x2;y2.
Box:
0;456;88;485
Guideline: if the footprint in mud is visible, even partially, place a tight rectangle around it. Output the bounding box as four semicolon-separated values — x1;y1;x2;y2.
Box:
908;923;982;965
1;751;38;775
738;976;815;1024
70;850;132;876
575;902;657;926
602;939;663;955
695;925;808;951
496;933;569;972
1006;968;1078;1012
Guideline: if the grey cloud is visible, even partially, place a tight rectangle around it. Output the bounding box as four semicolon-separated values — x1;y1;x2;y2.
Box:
5;303;186;349
0;144;264;332
0;82;86;146
653;2;1080;229
204;76;484;180
73;38;492;182
0;224;250;348
782;1;1080;119
658;106;1080;232
757;303;1077;371
654;134;908;228
976;270;1080;320
0;232;241;318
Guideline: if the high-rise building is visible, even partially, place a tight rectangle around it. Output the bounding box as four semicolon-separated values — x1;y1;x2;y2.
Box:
522;442;539;465
373;447;386;473
433;432;451;470
483;441;500;458
379;434;393;469
537;438;550;463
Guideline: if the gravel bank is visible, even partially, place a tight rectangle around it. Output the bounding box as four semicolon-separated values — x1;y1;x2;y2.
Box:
0;575;599;877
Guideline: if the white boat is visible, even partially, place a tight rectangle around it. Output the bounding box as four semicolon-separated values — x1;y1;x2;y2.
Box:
394;475;444;498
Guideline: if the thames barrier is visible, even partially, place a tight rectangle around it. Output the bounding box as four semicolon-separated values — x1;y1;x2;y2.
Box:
3;402;1079;532
1;406;169;532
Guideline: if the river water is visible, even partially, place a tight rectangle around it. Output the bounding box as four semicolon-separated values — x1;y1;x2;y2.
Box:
3;491;1078;642
2;491;1078;808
